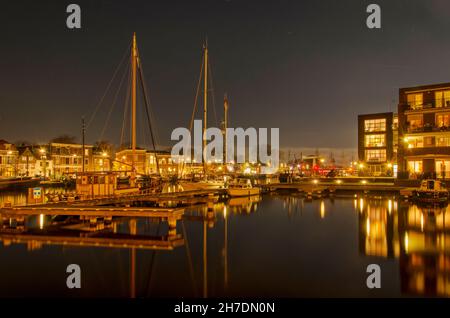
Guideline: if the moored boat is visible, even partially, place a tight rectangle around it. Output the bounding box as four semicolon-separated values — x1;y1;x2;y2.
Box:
226;178;261;197
413;179;449;203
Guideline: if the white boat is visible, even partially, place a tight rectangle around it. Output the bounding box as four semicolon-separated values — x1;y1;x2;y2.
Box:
226;179;260;197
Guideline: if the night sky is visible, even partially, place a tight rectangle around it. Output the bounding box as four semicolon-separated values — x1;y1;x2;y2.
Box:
1;0;450;150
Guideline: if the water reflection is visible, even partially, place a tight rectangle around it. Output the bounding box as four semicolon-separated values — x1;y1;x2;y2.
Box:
2;190;450;297
358;197;450;297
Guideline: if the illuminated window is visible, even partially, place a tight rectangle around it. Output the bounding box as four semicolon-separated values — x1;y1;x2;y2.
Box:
435;90;450;107
365;134;386;147
436;160;450;178
436;113;450;127
364;119;386;132
405;136;424;148
365;149;386;162
407;114;423;130
408;160;423;173
437;137;450;147
407;93;423;109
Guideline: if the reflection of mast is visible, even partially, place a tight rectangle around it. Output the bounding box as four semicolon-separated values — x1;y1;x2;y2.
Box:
130;219;137;298
203;216;208;298
224;206;228;289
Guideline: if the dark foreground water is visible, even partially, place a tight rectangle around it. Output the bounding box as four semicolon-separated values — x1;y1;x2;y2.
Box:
0;191;449;297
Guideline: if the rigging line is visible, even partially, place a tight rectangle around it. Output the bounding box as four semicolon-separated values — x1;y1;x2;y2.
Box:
208;57;219;127
120;71;131;149
181;54;205;177
137;59;161;148
137;52;160;174
137;57;160;148
86;42;132;129
99;60;130;143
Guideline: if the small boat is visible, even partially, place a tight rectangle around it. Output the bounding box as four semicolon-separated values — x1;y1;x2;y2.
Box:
413;179;449;203
226;178;260;197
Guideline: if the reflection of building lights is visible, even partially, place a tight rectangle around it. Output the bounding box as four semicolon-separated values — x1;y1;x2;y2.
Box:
420;214;424;232
359;198;364;212
404;232;409;253
313;179;318;184
361;180;367;184
336;179;342;184
388;200;392;214
320;201;325;219
354;199;357;209
223;206;227;219
39;214;44;229
366;218;370;236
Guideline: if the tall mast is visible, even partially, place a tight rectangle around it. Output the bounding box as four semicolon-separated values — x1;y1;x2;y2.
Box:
224;94;228;166
131;32;137;174
203;40;208;174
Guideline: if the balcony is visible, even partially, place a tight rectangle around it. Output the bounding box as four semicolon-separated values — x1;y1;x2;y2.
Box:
403;99;450;112
404;146;450;157
405;125;450;134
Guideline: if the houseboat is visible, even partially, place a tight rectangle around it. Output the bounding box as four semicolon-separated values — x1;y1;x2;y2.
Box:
413;179;449;203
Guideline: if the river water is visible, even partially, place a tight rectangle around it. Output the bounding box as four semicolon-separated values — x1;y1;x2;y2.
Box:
0;190;449;297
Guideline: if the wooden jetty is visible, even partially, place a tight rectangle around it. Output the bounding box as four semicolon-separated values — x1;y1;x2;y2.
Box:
0;232;184;251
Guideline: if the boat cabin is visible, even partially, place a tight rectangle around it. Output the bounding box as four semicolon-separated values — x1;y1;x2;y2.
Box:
419;179;447;192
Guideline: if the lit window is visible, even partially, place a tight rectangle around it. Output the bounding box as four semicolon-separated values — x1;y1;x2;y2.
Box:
365;134;385;147
364;119;386;132
436;113;450;127
408;160;422;173
365;149;386;162
407;93;423;109
435;90;450;107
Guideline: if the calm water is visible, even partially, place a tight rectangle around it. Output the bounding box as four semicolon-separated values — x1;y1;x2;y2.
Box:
0;190;449;298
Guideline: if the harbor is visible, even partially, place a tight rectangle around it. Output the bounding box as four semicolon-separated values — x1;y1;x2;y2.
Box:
3;0;450;303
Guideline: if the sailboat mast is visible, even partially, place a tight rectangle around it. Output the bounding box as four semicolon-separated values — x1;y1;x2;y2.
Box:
224;94;228;165
203;40;208;173
131;32;137;173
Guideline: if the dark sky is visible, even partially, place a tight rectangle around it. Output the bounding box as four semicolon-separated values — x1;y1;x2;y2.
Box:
1;0;450;149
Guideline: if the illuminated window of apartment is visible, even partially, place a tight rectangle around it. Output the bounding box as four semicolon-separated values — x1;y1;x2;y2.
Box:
424;136;434;147
436;113;450;127
436;137;450;147
364;119;386;132
436;160;450;178
406;136;424;148
435;90;450;107
408;160;423;173
407;114;423;130
365;134;386;147
407;93;423;109
365;149;386;162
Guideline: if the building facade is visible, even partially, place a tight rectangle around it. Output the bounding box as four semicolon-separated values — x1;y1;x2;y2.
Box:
49;143;93;179
398;82;450;179
0;140;18;177
358;112;397;177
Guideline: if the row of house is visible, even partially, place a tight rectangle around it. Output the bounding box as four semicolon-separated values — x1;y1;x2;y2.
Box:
0;140;179;179
359;81;450;179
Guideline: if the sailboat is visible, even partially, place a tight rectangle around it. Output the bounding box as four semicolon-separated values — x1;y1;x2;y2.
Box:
76;33;160;199
179;41;226;192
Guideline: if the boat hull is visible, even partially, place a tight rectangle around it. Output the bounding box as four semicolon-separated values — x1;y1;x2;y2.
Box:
413;190;449;203
227;187;261;197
